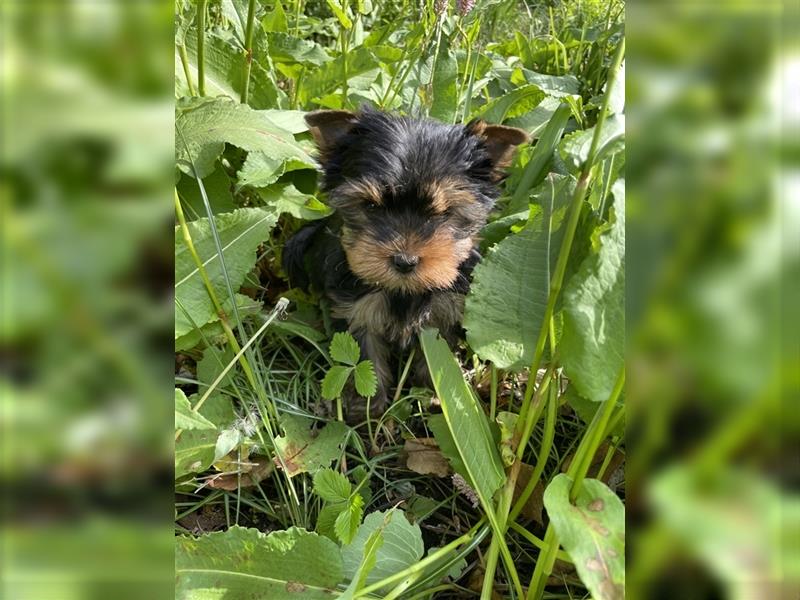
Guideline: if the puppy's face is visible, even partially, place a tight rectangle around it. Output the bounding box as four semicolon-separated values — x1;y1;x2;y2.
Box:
306;108;528;294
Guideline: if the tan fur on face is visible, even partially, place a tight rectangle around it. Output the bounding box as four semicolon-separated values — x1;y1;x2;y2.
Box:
334;178;383;207
425;177;476;214
342;227;473;294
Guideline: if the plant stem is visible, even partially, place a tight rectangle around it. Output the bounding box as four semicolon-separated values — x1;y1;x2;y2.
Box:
178;44;196;95
241;0;257;104
196;0;207;96
489;364;498;421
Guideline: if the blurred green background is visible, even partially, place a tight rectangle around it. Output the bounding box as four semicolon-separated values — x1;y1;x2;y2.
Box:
0;0;796;598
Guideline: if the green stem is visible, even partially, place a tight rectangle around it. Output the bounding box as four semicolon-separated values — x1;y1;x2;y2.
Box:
178;44;196;95
196;0;207;96
241;0;257;104
489;364;498;421
508;522;570;562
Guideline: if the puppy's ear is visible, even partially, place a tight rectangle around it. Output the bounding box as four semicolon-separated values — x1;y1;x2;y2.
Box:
305;110;358;153
467;119;530;175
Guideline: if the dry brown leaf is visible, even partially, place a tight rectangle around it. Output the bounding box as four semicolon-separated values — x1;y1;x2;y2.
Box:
207;455;274;490
512;462;545;525
404;438;451;477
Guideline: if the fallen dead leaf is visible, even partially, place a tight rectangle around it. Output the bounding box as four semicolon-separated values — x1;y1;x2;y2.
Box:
512;463;545;525
404;438;451;477
207;455;274;490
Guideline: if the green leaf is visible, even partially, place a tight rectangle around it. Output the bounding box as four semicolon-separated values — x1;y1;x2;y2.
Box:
519;68;580;97
561;191;624;402
330;332;361;365
175;389;216;431
257;183;332;221
262;0;288;33
214;428;242;461
470;84;545;123
429;38;458;124
464;175;574;370
353;361;377;398
342;510;424;589
274;414;348;477
177;166;236;219
325;0;352;29
313;468;353;503
496;411;518;467
506;96;562;138
175;394;235;479
559;114;624;174
321;365;352;400
335;493;365;544
237;152;315;189
175;208;276;339
176;34;283;111
419;329;506;506
544;475;624;600
338;521;385;599
176;526;343;599
176;96;312;179
317;503;343;541
175;293;262;351
266;32;332;66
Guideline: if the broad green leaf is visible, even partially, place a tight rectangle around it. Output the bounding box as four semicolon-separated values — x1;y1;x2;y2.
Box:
649;466;785;593
237;152;315;189
519;68;580;97
321;365;352;400
342;510;424;588
330;332;361;365
176;526;343;599
604;61;625;115
175;394;235;479
221;0;251;43
301;47;378;105
353;361;377;398
274;414;348;477
314;468;353;503
419;329;506;505
197;345;237;389
326;0;353;29
544;475;624;600
258;109;308;133
338;522;385;600
335;493;365;544
266;32;331;66
176;166;236;219
175;293;262;351
261;0;288;33
561;190;624;402
559;114;624;174
429;38;458;124
176;96;312;179
257;183;332;221
470;84;545;123
506;96;562;138
465;175;573;370
175;389;216;431
214;428;242;461
176;33;283;111
175;208;276;339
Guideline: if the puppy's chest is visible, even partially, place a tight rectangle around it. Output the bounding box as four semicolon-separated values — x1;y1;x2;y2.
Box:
334;290;465;346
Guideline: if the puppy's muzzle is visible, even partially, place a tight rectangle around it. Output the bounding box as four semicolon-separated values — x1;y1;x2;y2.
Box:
392;253;419;274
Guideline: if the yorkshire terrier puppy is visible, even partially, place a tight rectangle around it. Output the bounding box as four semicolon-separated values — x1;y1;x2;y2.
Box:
284;107;528;419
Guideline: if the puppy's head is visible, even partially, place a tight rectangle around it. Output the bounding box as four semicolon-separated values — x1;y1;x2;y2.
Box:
305;107;528;294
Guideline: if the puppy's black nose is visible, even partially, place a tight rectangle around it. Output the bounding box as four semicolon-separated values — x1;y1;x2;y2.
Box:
392;254;419;274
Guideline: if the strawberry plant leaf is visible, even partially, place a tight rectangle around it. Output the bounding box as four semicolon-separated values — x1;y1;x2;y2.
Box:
335;493;365;545
330;332;361;365
176;526;344;599
544;474;625;600
321;365;352;400
313;468;353;503
353;360;377;398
